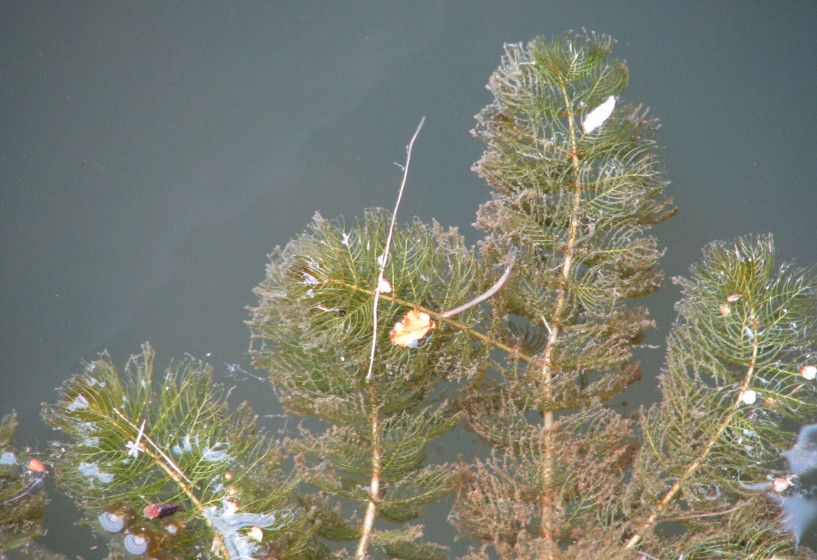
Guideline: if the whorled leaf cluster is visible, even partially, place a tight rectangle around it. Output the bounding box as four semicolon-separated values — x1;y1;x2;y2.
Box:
248;209;491;559
448;32;676;558
624;235;817;557
40;343;315;560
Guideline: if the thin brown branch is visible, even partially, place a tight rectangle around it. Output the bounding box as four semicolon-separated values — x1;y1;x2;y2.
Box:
112;408;231;559
357;117;425;560
365;117;425;382
536;82;585;554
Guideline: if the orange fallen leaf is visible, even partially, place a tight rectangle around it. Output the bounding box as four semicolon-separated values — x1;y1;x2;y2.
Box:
390;309;435;348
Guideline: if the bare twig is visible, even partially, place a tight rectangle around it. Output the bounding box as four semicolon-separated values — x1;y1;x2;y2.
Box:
357;118;425;560
364;116;425;382
113;408;198;491
439;247;517;318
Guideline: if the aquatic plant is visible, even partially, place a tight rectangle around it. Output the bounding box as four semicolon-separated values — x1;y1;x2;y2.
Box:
40;344;319;559
0;413;48;552
3;32;817;560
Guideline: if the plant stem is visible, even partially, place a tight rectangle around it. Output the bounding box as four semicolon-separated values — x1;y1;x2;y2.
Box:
356;387;382;560
365;117;425;382
358;117;425;558
112;408;232;560
537;82;585;552
625;306;760;549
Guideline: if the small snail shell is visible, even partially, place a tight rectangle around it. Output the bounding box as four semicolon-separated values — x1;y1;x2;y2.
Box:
123;526;154;555
98;503;136;533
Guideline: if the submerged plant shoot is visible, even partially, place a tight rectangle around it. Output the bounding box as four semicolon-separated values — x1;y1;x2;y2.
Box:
3;32;817;560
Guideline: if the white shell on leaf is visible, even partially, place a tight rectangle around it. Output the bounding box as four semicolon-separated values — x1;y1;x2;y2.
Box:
740;389;757;405
377;278;392;293
773;475;796;493
582;95;616;133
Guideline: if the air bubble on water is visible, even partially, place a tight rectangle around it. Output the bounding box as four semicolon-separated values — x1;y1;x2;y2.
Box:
778;492;817;546
736;477;771;491
0;451;17;465
204;504;294;560
78;462;114;483
223;533;261;560
206;504;293;532
703;484;721;500
783;424;817;476
783;399;803;414
202;443;230;462
68;394;89;411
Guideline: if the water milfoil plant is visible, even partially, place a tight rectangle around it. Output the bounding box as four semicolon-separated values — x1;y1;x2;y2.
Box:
3;32;817;560
40;344;315;559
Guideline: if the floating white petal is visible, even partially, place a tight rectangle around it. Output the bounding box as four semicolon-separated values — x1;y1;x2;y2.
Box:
125;440;143;458
582;95;616;134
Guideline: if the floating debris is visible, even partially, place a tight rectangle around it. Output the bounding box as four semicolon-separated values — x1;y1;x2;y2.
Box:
143;502;182;520
739;389;757;405
0;451;16;465
582;95;616;133
68;394;89;411
377;278;392;294
247;526;263;542
390;309;435;348
78;461;114;483
800;365;816;380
